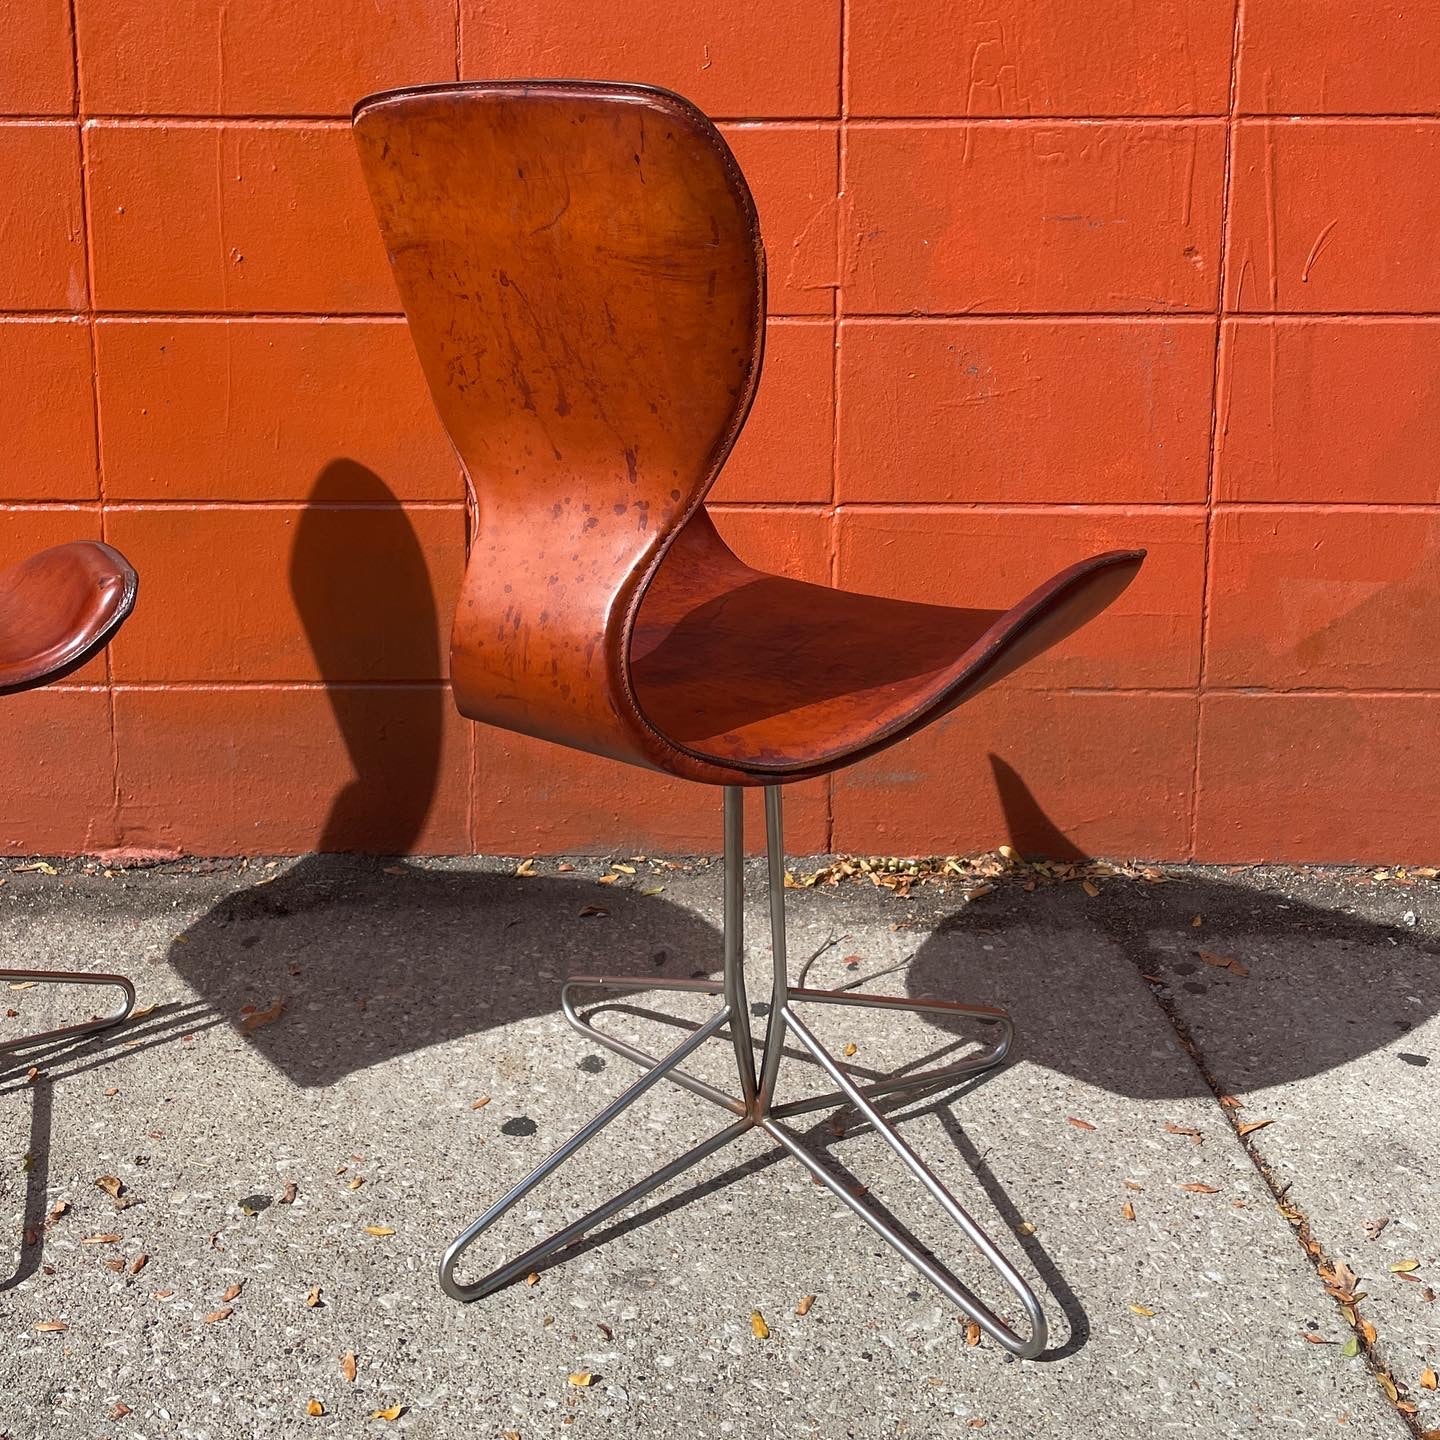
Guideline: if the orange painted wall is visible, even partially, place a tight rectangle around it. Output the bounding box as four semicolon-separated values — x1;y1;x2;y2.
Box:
2;1;1437;864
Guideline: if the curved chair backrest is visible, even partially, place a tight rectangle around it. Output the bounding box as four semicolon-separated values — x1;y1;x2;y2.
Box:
354;81;764;771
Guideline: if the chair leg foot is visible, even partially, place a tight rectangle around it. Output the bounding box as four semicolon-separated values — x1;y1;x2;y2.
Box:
0;968;137;1056
439;1005;747;1302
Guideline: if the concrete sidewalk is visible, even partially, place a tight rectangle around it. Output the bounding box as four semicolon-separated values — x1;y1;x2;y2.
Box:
2;852;1436;1439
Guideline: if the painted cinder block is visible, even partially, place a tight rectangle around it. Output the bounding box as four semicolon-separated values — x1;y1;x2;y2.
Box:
1217;319;1440;504
1237;0;1440;115
0;690;119;854
837;318;1213;504
836;506;1205;689
76;0;454;116
831;690;1196;859
711;319;833;504
104;505;463;683
471;730;831;854
1206;507;1440;690
848;0;1233;118
0;124;85;310
460;0;841;118
720;123;838;316
1195;694;1440;863
85;123;397;313
95;319;461;501
842;122;1225;314
0;319;98;501
114;684;472;854
0;0;75;115
1227;120;1440;313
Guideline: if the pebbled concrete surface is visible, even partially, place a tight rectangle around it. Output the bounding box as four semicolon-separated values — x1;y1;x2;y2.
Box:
1;853;1434;1439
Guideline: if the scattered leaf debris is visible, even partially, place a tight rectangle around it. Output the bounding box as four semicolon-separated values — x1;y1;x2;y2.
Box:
307;1400;325;1416
341;1353;358;1383
35;1320;67;1333
1391;1259;1422;1274
750;1311;770;1340
280;1181;299;1205
795;1294;815;1317
1198;949;1249;977
1066;1116;1096;1132
1129;1304;1156;1318
568;1372;596;1387
203;1308;233;1324
1122;1201;1136;1222
1180;1183;1219;1194
370;1404;406;1421
471;1096;492;1110
363;1226;395;1238
1364;1216;1390;1242
964;1319;981;1346
240;998;285;1032
1237;1119;1274;1138
306;1285;323;1308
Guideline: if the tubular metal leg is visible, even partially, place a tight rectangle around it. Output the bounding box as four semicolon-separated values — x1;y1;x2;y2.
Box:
0;968;137;1056
441;784;1050;1357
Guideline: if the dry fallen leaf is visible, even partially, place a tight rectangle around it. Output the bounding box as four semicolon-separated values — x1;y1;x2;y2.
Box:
363;1226;395;1237
306;1285;322;1308
306;1399;325;1416
1420;1368;1438;1391
967;1421;987;1431
348;1177;365;1190
370;1404;405;1421
111;1404;132;1420
1016;1220;1037;1236
842;1043;858;1058
203;1308;233;1324
104;1257;126;1273
1164;1121;1202;1141
1360;1319;1378;1345
964;1319;981;1346
471;1096;491;1110
1302;1332;1334;1345
1066;1116;1096;1132
1123;1178;1145;1192
795;1294;815;1317
525;1271;540;1286
1122;1201;1136;1222
1130;1303;1156;1318
130;1253;148;1276
153;1289;174;1300
341;1352;358;1383
81;1233;122;1245
750;1311;770;1340
280;1181;299;1205
94;1175;124;1199
515;858;536;876
577;904;609;918
35;1320;67;1333
1391;1259;1422;1274
1364;1216;1390;1242
1237;1119;1274;1138
1181;1183;1219;1194
1379;1374;1399;1403
1198;948;1249;976
241;998;285;1032
1081;879;1100;898
568;1372;595;1388
222;1281;244;1302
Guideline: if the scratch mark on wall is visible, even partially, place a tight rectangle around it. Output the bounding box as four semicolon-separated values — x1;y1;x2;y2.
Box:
1300;218;1337;284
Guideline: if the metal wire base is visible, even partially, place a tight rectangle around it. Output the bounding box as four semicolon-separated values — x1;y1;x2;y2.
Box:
439;787;1049;1358
0;968;137;1056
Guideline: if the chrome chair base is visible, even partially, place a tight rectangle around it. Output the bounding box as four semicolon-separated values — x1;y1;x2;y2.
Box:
440;787;1048;1359
0;968;137;1056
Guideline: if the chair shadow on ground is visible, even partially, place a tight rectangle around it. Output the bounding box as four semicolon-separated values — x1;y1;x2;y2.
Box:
130;469;1434;1356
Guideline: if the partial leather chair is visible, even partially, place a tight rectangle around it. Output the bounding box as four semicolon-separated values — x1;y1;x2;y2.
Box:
1;541;138;1052
354;80;1144;1358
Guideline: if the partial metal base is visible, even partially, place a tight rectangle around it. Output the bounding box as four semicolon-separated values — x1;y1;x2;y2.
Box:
0;968;137;1055
440;789;1048;1358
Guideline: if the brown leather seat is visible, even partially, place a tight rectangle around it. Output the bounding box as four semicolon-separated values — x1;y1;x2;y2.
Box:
352;81;1143;787
0;541;138;696
2;538;138;1055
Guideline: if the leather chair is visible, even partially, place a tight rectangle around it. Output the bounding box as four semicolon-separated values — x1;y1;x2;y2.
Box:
354;80;1144;1357
1;541;138;1052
